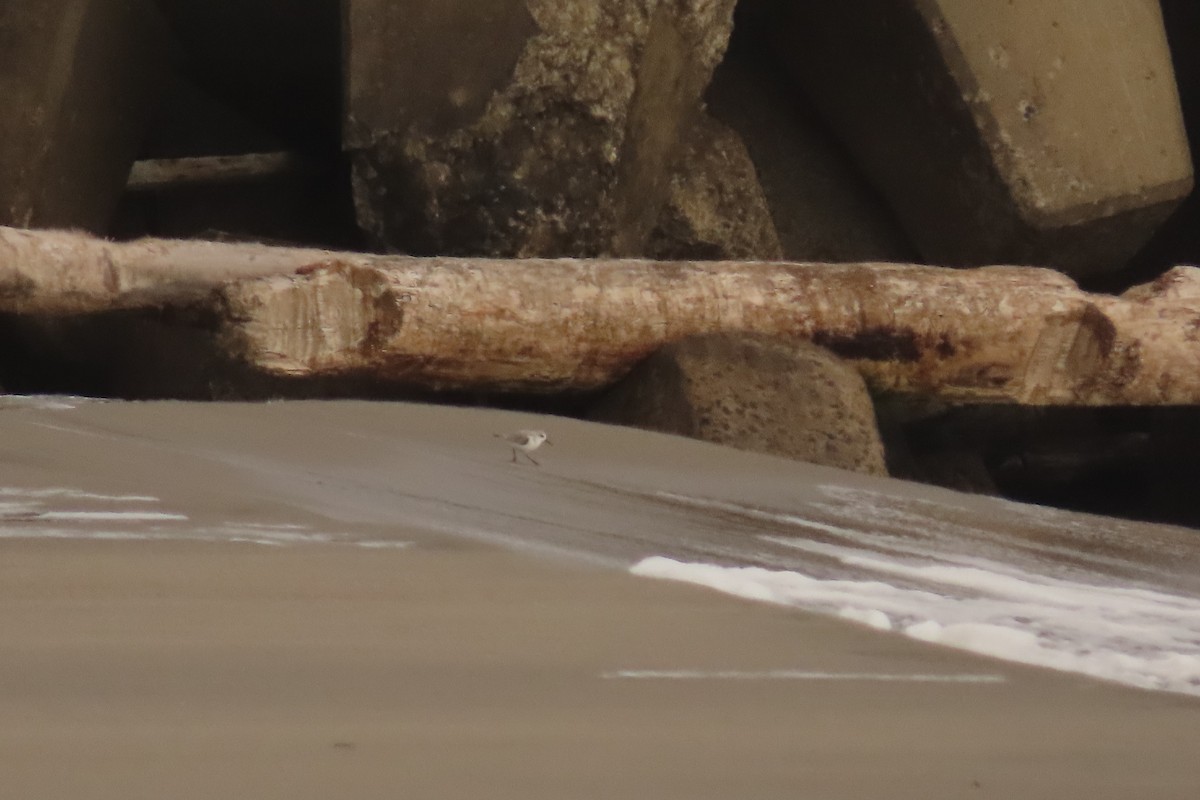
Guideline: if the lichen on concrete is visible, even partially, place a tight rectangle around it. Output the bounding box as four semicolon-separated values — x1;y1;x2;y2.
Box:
347;0;737;258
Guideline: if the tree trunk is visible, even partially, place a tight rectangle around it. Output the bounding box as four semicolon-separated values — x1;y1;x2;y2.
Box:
3;225;1199;404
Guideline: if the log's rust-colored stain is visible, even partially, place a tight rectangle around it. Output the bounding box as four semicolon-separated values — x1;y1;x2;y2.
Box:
812;326;921;362
1076;304;1117;361
101;254;120;294
344;266;407;360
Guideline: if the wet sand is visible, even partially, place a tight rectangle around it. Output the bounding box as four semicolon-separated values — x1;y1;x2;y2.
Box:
1;398;1199;798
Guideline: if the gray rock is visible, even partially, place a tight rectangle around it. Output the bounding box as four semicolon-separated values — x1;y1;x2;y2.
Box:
754;0;1193;277
0;0;166;231
590;333;888;475
344;0;738;257
704;35;916;263
648;114;783;261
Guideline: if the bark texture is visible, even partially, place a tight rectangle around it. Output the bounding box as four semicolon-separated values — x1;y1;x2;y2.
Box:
2;225;1200;404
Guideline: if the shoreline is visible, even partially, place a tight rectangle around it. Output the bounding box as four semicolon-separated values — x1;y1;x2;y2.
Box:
2;397;1198;797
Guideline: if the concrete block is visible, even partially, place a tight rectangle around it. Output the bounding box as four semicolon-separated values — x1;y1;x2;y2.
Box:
647;114;783;261
0;0;166;231
757;0;1193;277
344;0;737;257
705;35;916;263
1116;0;1200;286
590;334;889;476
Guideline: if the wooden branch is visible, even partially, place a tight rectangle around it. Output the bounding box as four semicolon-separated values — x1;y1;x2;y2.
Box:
3;225;1199;404
125;152;308;191
0;225;329;312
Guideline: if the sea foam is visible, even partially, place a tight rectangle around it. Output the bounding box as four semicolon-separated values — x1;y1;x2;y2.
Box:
632;554;1200;697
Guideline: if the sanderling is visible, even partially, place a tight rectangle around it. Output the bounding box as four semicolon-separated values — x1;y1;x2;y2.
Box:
495;429;551;466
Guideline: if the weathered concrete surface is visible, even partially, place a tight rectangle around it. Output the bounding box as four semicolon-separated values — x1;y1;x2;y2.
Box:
647;115;783;261
705;32;915;263
1116;0;1200;288
757;0;1193;277
0;0;166;232
344;0;737;257
590;334;887;475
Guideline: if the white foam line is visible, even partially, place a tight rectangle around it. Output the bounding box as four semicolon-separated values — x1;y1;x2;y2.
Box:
661;490;980;556
661;489;1160;589
0;529;158;541
657;491;936;551
0;529;337;548
603;670;1006;683
632;556;1200;697
0;524;412;549
35;511;188;522
763;534;1200;616
202;528;332;544
0;487;159;503
223;522;310;531
0;395;80;410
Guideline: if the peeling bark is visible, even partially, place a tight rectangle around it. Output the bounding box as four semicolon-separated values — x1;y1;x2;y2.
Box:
2;225;1199;404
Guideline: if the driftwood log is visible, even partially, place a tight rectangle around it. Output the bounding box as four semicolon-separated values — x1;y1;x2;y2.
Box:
2;224;1199;404
125;152;309;191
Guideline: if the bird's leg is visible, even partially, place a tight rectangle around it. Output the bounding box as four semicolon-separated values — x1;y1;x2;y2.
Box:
510;448;518;463
523;451;540;466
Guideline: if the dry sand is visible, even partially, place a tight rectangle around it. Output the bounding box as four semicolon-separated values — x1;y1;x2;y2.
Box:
1;397;1198;799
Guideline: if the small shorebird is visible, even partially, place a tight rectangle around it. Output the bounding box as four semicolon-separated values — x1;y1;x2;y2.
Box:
495;429;551;466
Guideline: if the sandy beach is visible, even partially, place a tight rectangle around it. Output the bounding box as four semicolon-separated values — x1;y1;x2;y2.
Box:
2;397;1199;798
